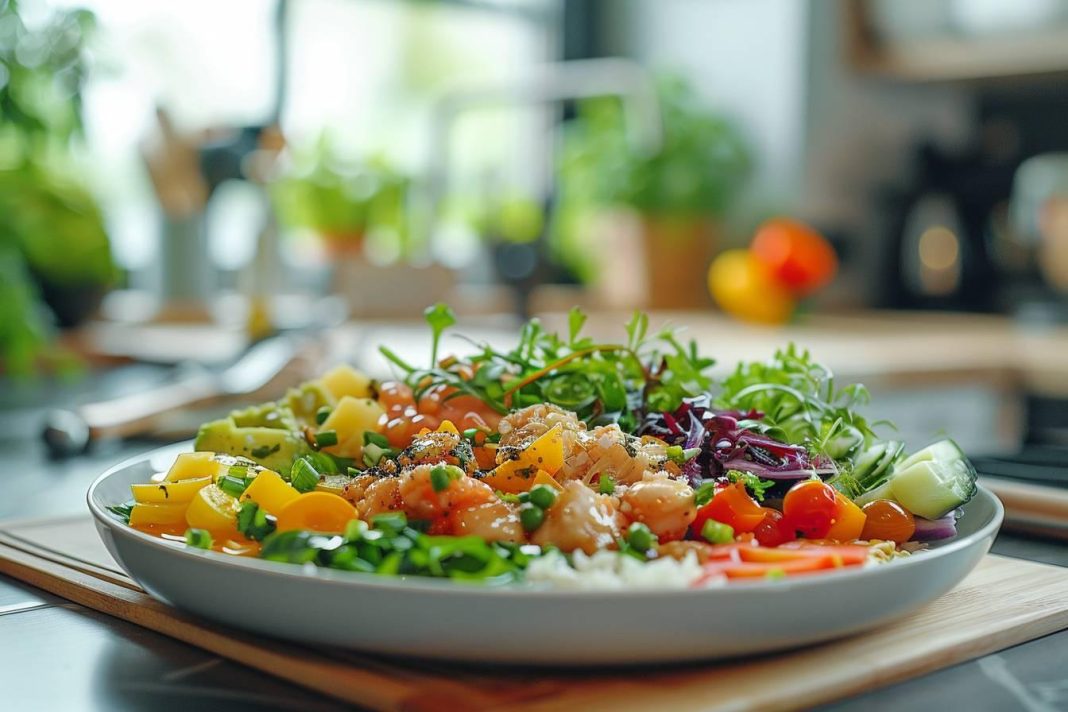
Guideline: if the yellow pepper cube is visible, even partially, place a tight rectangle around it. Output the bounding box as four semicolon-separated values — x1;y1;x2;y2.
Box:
319;396;386;459
132;476;211;504
186;484;239;532
320;364;373;401
241;469;300;515
129;502;188;527
166;452;221;482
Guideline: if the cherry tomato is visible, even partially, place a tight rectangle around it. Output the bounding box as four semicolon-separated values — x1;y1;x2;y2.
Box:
378;381;414;409
692;482;767;536
707;249;796;325
752;508;796;547
783;479;839;539
750;218;838;296
860;500;916;543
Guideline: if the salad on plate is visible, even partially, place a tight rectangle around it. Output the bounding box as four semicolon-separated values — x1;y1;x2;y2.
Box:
107;305;979;590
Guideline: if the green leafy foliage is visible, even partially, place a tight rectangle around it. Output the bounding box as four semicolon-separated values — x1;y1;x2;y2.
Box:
726;471;776;502
380;307;714;432
714;344;880;464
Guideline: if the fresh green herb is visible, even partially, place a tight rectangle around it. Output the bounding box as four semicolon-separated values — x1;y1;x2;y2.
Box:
379;306;713;433
290;457;320;493
598;473;616;495
314;430;339;448
363;431;391;449
626;522;657;551
693;481;717;507
424;302;456;366
701;519;734;544
528;484;557;510
726;471;776;502
218;474;249;499
715;344;883;464
519;503;545;532
236;501;277;541
315;406;332;425
106;501;135;524
666;445;701;465
184;528;213;549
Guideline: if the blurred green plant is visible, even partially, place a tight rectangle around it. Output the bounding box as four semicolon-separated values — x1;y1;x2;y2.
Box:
0;0;115;376
271;134;410;250
552;75;751;280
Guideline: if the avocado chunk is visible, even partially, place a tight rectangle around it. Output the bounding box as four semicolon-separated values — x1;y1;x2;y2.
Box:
283;381;335;427
195;403;309;475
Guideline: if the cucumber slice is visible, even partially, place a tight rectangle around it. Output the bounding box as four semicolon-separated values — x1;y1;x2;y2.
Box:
897;439;965;471
866;441;903;488
888;459;977;519
854;479;894;508
851;443;887;484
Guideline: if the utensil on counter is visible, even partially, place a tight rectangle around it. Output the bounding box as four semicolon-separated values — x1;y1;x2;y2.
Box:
41;334;318;458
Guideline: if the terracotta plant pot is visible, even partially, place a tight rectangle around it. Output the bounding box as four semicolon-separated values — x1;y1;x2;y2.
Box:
639;216;719;310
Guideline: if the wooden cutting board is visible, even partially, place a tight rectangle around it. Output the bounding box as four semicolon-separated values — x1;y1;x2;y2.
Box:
2;515;1068;712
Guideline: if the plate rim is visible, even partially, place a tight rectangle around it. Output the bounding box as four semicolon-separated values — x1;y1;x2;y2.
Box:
88;442;1004;599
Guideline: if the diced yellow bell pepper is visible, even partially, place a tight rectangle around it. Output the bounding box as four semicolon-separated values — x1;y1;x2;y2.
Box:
166;452;222;482
320;364;373;400
186;484;239;532
241;469;300;515
826;492;867;542
481;424;565;493
437;420;460;436
532;470;563;491
132;476;211;504
319;396;386;459
129;502;188;527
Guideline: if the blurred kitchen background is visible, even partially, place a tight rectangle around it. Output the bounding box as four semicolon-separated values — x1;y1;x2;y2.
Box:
7;0;1068;505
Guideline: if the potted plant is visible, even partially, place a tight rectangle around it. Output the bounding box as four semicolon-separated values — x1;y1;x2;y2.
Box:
270;135;410;257
555;75;751;309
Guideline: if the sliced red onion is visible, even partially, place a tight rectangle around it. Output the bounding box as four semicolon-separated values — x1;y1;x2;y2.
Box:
913;511;958;541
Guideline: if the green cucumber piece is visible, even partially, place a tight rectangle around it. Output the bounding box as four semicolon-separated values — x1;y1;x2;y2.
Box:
851;443;887;484
888;459;977;519
854;479;894;508
897;439;965;471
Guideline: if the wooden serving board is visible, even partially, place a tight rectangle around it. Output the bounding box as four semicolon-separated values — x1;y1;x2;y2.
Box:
2;516;1068;712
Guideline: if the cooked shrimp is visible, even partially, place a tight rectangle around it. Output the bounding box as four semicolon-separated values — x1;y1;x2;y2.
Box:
561;425;677;486
354;476;403;519
450;500;524;542
396;464;497;520
497;403;584;448
531;481;622;555
397;430;476;474
619;472;697;541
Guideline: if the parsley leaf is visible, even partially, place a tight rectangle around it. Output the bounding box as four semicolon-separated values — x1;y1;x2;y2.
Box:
726;471;776;502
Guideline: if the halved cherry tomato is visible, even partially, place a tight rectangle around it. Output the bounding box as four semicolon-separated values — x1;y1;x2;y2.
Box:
752;508;796;547
825;492;867;541
692;482;767;536
783;479;838;539
750;218;838;296
860;499;916;543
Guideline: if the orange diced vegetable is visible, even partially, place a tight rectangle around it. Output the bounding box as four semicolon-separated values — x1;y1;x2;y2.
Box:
825;492;867;542
241;470;300;515
275;492;358;534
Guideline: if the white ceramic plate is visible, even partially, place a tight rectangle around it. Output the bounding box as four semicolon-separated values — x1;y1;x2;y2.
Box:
89;442;1004;664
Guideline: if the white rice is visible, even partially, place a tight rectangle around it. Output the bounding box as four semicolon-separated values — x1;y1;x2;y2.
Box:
524;550;710;591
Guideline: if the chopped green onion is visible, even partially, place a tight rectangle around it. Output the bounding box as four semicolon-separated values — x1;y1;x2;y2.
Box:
362;443;387;468
344;519;369;541
765;568;787;580
528;484;556;510
236;501;277;541
363;431;391;448
218;474;249;499
429;464;464;492
693;481;717;507
598;473;616;495
290;457;320;493
497;491;521;504
371;512;408;533
184;528;213;549
701;519;735;544
315;430;339;448
228;464;249;479
519;503;545;532
626;522;657;551
666;445;702;465
315;406;332;425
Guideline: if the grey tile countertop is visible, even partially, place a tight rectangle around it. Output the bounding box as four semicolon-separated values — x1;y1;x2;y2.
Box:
1;366;1066;712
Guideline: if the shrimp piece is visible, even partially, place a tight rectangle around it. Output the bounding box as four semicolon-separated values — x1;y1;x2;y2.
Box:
397;430;476;474
531;481;622;555
354;477;403;519
396;464;497;520
561;425;677;486
450;500;524;543
497;403;585;450
619;472;697;541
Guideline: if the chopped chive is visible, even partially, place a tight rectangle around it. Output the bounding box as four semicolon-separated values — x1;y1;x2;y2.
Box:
371;512;408;533
291;457;320;493
519;503;544;532
693;481;717;507
315;430;339;448
363;431;390;448
315;406;332;425
626;522;657;551
598;473;616;495
184;528;213;549
218;474;248;498
430;465;450;492
228;464;249;479
700;519;734;544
